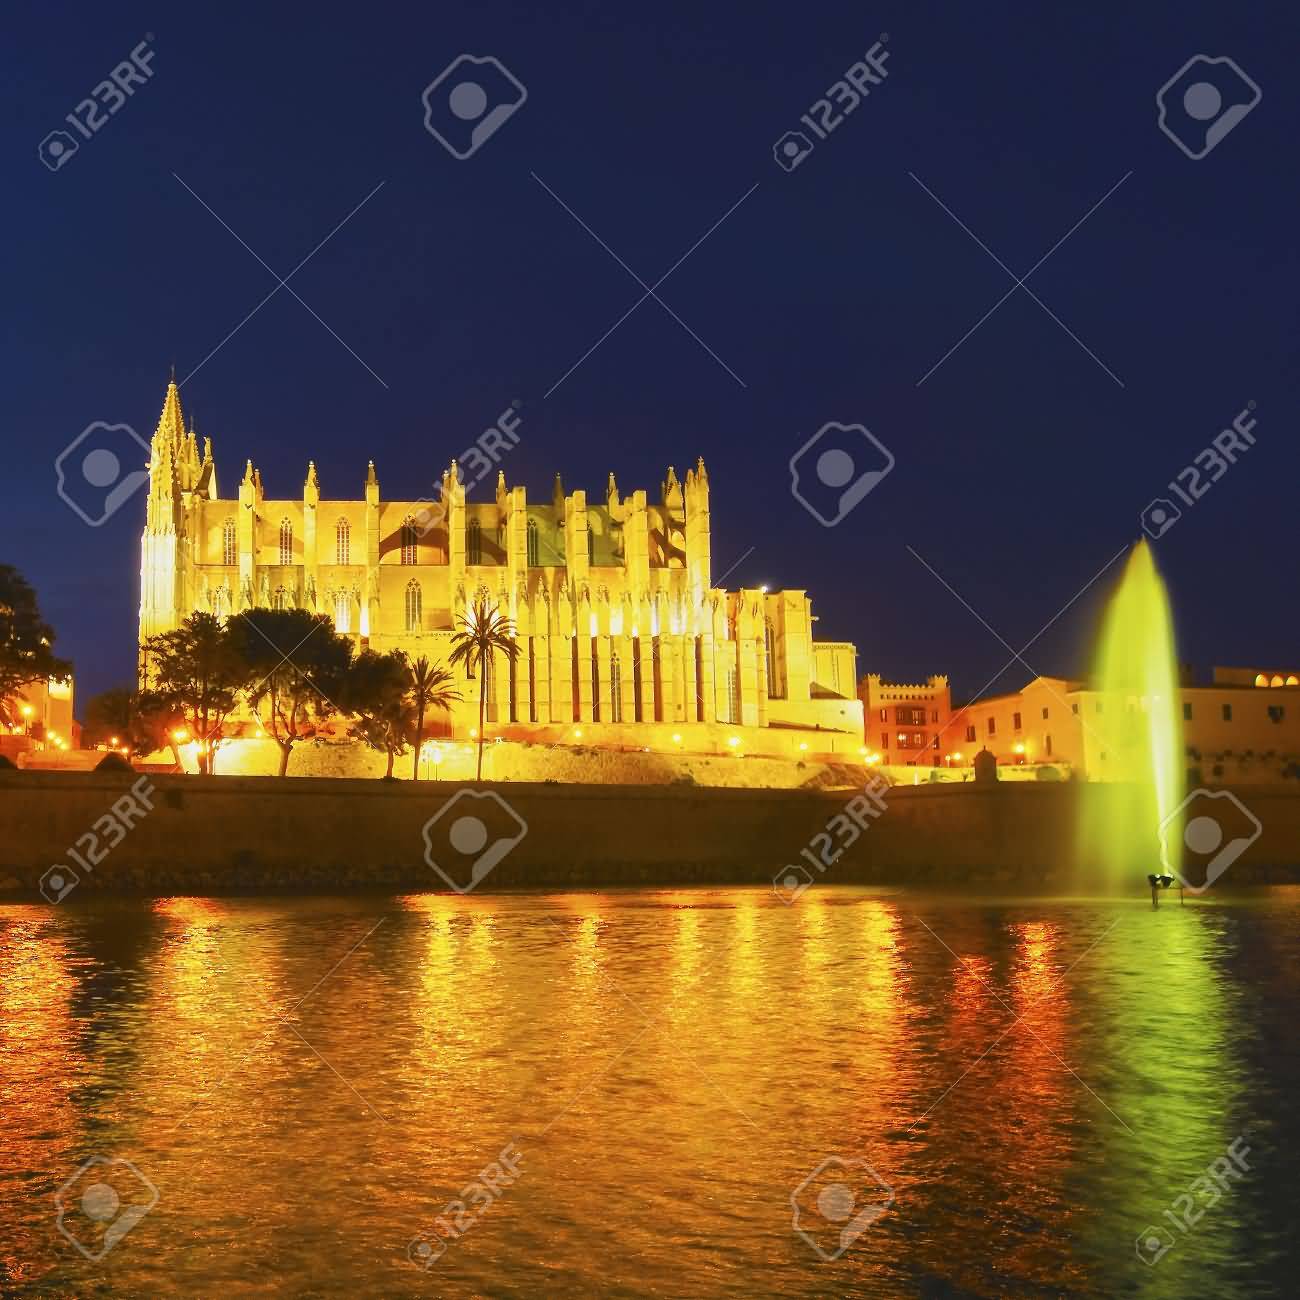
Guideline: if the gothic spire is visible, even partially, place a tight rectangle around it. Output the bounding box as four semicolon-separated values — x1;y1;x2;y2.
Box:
153;375;186;454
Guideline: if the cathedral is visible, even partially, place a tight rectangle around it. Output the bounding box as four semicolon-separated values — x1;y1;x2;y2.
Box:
138;380;863;755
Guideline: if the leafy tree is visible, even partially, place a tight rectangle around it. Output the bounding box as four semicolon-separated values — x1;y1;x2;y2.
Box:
142;612;252;774
0;565;73;727
447;598;520;781
406;654;461;780
232;608;352;776
83;686;179;760
343;650;417;779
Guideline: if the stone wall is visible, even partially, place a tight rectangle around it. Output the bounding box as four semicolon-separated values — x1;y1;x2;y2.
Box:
1;771;1297;897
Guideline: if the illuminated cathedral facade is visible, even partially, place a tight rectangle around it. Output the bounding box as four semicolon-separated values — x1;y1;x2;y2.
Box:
138;380;862;754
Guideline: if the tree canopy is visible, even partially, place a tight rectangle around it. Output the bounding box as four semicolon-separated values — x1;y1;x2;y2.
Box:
0;565;73;726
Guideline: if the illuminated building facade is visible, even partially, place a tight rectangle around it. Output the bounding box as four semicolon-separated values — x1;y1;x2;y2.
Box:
138;380;862;755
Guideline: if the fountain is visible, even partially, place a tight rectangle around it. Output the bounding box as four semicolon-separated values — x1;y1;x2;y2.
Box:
1077;539;1185;892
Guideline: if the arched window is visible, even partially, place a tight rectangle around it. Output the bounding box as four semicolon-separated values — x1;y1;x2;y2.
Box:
334;591;351;634
1271;674;1285;688
279;519;293;566
765;618;782;698
222;518;237;566
527;518;539;567
588;529;595;565
273;586;289;611
468;518;482;565
1288;675;1299;687
611;650;623;723
1255;674;1269;687
405;580;422;632
401;517;418;565
335;518;351;565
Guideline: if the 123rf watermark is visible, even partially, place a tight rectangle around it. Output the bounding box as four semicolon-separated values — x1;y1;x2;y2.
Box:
1135;1135;1251;1265
774;38;890;172
39;37;156;171
791;1155;893;1261
55;1155;159;1261
790;421;894;527
409;403;524;537
40;776;156;903
408;1142;524;1269
422;56;526;159
774;775;889;902
1140;404;1257;540
1157;56;1260;160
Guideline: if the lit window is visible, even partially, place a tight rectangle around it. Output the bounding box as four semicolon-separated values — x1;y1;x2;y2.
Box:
334;592;351;634
222;518;237;565
405;580;422;632
273;586;289;611
279;519;293;566
336;518;351;565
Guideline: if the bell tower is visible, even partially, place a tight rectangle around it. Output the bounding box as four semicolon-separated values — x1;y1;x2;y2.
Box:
138;376;187;675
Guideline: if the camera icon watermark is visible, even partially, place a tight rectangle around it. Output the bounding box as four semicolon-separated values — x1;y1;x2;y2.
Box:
40;864;81;904
407;1233;448;1270
409;496;447;539
1157;56;1260;160
791;1155;892;1261
39;129;80;171
422;789;527;892
790;422;894;527
1159;788;1262;893
54;1155;159;1261
773;864;815;904
422;55;527;159
1135;1224;1176;1266
1140;497;1182;540
774;130;814;172
55;421;150;526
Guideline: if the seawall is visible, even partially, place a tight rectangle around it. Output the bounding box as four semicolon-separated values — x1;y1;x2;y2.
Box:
1;771;1298;896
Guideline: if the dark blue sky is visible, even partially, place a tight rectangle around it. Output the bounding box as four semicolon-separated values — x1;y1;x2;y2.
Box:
3;1;1296;708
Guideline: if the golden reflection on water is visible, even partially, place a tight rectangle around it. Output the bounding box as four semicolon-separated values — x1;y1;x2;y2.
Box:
0;892;1288;1299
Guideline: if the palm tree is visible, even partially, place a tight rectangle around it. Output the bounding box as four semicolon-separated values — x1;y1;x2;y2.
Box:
447;597;520;781
407;654;461;780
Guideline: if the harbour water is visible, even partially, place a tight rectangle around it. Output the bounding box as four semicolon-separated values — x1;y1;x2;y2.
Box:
2;888;1295;1297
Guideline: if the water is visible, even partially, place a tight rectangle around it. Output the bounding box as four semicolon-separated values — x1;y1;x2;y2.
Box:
1079;539;1185;889
2;888;1296;1297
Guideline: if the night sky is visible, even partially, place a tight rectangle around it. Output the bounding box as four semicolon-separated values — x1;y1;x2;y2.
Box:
3;1;1297;710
